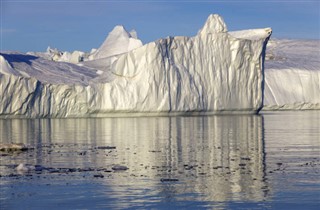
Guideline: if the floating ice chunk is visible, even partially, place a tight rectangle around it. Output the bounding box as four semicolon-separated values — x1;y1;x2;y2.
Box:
16;163;35;172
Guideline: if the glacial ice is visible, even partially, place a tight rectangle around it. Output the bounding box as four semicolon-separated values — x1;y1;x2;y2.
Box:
90;25;143;60
264;39;320;110
1;14;273;117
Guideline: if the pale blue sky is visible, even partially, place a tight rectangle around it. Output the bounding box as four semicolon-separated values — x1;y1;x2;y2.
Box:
1;0;319;52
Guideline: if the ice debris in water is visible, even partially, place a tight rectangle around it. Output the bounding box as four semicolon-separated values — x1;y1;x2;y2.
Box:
0;143;33;152
112;165;129;171
16;163;35;172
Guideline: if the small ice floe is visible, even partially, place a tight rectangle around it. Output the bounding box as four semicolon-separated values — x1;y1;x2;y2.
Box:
16;163;35;172
0;143;33;152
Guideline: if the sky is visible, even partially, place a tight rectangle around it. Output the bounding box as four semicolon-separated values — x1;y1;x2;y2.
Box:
1;0;319;52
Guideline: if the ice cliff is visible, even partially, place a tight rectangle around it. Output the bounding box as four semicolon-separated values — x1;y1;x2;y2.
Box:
0;14;272;118
263;39;320;110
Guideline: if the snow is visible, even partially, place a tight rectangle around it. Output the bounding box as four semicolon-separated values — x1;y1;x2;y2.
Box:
1;14;274;117
0;53;98;85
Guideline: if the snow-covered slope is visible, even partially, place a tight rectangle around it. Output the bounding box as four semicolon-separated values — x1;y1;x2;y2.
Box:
264;39;320;110
0;14;271;118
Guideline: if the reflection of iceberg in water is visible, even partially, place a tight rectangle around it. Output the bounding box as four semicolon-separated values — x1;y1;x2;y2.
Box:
153;116;267;202
0;115;267;206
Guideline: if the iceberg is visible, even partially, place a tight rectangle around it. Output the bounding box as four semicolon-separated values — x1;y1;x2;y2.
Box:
0;14;272;118
263;39;320;110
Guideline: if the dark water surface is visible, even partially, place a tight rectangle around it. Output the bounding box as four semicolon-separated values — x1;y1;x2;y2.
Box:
0;111;319;209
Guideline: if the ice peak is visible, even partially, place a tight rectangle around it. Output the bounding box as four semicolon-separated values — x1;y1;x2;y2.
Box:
90;25;143;60
198;14;227;35
109;25;131;38
0;54;19;76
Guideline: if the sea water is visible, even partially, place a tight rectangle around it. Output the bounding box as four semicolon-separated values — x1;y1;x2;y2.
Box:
0;111;319;209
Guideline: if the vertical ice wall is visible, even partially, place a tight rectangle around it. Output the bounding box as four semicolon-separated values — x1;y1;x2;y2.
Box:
264;39;320;110
96;14;272;114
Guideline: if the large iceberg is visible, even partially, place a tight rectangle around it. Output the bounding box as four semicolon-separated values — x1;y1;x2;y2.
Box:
0;14;272;118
